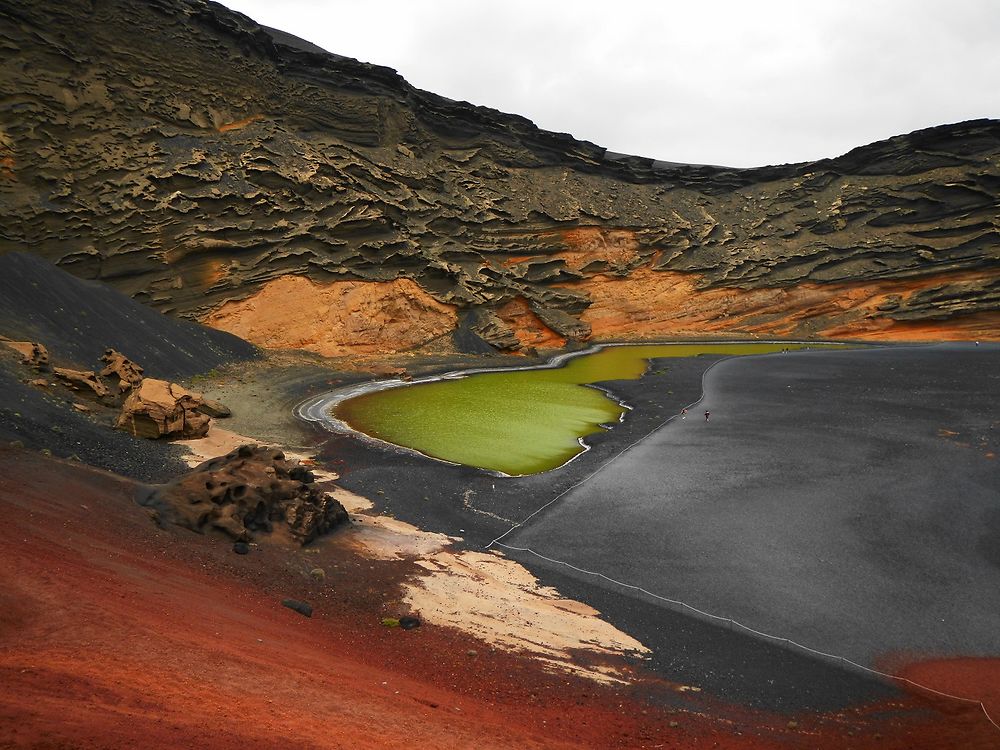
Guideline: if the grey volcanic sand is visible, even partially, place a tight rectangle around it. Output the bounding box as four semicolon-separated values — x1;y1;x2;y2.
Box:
0;253;258;481
506;343;1000;670
317;350;900;710
0;253;258;377
221;342;997;712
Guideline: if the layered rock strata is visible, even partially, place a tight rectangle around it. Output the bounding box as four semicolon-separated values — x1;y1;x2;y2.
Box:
0;0;997;352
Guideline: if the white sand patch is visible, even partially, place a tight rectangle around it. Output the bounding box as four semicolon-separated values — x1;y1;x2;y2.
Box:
347;515;455;560
402;549;649;683
325;486;374;513
326;485;456;560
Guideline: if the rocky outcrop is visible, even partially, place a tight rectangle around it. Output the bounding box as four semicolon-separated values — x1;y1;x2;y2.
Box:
100;349;144;392
6;333;231;440
115;378;212;439
0;253;258;379
0;337;49;370
202;275;457;357
141;444;349;543
1;0;997;350
53;367;111;400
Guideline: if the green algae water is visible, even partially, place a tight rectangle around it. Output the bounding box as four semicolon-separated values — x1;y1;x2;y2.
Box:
334;343;843;475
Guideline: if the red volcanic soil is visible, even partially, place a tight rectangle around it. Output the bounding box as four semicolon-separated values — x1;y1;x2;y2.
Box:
0;447;997;749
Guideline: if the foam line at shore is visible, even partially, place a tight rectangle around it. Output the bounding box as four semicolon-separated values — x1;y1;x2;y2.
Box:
294;340;852;476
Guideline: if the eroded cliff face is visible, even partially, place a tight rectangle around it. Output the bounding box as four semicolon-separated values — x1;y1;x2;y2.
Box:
1;0;998;355
203;276;457;356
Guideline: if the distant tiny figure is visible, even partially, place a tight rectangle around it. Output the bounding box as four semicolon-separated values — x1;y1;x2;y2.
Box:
704;411;710;421
975;340;980;346
681;408;687;414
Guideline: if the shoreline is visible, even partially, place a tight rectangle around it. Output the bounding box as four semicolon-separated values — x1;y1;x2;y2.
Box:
296;339;858;478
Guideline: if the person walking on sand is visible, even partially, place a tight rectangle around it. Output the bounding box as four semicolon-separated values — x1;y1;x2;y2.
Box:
704;410;710;421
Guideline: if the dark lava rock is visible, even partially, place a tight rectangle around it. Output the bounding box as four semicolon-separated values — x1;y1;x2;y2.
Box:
140;445;349;544
232;541;250;555
288;465;315;484
281;599;313;618
399;616;421;630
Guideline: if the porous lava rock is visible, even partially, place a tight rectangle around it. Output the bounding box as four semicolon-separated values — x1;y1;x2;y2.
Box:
99;349;144;392
53;367;112;400
0;337;49;370
142;444;349;543
115;378;212;439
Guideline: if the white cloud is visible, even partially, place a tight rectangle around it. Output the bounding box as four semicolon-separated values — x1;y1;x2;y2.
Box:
219;0;1000;167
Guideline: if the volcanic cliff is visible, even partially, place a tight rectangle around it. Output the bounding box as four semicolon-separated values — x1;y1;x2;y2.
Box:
1;0;998;354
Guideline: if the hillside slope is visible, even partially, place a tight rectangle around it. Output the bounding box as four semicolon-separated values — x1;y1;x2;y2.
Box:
1;0;998;353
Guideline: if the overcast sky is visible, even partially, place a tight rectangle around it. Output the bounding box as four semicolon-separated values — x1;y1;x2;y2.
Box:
219;0;1000;168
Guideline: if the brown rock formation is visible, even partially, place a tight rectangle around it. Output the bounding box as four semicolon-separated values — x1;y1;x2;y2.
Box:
566;267;1000;341
53;367;111;399
496;298;568;350
203;275;458;356
141;444;349;543
1;0;997;350
0;337;49;369
196;398;231;418
99;349;144;392
115;378;212;439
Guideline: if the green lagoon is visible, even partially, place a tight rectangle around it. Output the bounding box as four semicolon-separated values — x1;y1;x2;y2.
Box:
334;342;842;476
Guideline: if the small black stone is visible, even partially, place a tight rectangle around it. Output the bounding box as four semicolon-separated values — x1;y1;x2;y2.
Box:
232;541;250;555
399;616;421;630
282;599;313;617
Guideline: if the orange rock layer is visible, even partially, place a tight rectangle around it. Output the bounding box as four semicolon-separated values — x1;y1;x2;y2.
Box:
203;275;458;356
201;266;997;358
562;267;1000;342
496;297;567;350
557;227;642;272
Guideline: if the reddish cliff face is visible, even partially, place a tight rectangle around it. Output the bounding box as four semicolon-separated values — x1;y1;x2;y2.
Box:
0;0;998;355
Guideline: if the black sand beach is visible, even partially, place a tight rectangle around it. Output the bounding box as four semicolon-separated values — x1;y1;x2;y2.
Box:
506;343;1000;674
200;342;999;715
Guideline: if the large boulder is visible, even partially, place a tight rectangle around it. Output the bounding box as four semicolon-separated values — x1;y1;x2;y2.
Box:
115;378;212;439
141;444;349;544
